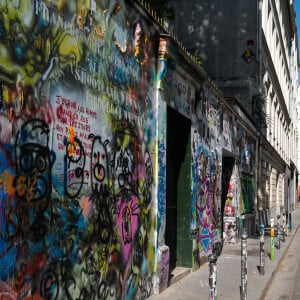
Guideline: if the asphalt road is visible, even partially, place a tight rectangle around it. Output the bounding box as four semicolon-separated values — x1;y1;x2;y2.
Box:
264;226;300;300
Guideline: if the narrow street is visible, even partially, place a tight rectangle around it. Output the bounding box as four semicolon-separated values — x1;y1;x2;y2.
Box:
264;226;300;300
0;1;299;299
148;207;300;300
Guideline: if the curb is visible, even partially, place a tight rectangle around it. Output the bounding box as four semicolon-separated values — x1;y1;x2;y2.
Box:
259;223;300;300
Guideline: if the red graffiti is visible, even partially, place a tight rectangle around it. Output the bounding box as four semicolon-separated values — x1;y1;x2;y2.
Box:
38;97;55;124
16;252;46;294
56;103;78;125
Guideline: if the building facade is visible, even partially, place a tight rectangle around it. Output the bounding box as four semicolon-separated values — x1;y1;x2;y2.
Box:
172;0;299;230
261;0;299;216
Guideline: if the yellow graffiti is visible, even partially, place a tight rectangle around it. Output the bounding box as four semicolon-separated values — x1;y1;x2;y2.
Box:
0;171;15;196
15;175;37;201
0;171;38;201
0;0;83;93
2;85;9;103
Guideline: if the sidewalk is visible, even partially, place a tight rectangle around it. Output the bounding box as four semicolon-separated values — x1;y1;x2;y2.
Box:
149;206;300;300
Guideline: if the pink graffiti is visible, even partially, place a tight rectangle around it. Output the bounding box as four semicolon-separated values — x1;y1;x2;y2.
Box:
80;195;92;219
116;195;139;262
0;281;18;300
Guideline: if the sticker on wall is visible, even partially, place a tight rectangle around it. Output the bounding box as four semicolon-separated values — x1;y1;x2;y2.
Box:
241;39;256;64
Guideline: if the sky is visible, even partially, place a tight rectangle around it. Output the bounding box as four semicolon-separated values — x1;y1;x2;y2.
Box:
295;1;300;49
295;0;300;82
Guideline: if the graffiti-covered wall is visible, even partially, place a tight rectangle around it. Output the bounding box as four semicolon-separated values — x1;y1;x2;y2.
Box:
223;122;256;243
191;82;257;248
222;107;236;153
0;0;159;299
191;83;222;263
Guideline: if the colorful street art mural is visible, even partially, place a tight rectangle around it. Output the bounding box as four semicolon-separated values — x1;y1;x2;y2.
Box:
223;124;256;243
190;83;256;247
191;84;222;263
0;0;159;299
223;169;239;244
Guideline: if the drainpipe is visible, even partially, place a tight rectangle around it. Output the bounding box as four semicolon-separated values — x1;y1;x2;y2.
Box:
257;0;262;89
256;0;263;231
256;133;262;228
153;35;168;294
257;0;263;92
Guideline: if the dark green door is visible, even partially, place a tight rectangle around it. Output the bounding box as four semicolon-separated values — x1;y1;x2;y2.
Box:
166;106;192;274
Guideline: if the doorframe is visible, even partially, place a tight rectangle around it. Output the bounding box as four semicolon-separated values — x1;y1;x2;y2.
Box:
165;106;192;275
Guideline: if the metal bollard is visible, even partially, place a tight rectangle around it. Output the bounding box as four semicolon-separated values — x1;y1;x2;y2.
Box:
289;212;292;232
259;224;265;275
208;253;218;300
282;213;286;242
240;228;247;300
270;218;275;261
277;214;281;249
286;211;289;236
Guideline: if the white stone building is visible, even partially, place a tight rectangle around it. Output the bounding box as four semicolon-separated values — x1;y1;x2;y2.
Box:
261;0;299;215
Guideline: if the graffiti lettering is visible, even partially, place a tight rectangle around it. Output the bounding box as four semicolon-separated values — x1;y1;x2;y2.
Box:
16;253;45;293
15;175;37;202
